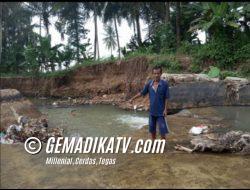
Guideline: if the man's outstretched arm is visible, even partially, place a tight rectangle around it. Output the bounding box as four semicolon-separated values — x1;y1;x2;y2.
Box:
129;81;150;103
129;93;142;103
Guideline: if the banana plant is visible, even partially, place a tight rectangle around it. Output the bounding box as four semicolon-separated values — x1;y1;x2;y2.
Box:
188;2;241;38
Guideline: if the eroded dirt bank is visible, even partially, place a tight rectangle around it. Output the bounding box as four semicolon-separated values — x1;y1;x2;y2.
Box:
1;57;250;111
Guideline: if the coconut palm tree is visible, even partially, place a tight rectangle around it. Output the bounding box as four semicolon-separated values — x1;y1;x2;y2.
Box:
54;2;90;64
24;2;54;36
119;2;148;47
103;2;122;59
84;2;105;60
103;23;117;58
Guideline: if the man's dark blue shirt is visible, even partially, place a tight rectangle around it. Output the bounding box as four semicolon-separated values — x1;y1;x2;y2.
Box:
140;79;170;116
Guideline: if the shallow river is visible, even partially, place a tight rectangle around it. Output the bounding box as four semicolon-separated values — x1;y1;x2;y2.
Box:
38;104;149;137
213;106;250;132
1;101;250;188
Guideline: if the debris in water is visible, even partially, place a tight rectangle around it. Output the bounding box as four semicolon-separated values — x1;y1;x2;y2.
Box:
189;125;208;135
18;116;29;126
52;102;58;106
176;130;250;154
1;116;63;144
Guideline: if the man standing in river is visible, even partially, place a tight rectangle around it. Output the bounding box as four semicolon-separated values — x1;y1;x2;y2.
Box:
129;65;170;140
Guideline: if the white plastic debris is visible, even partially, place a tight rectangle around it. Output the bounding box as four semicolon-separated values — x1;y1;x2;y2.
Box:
0;132;14;144
133;105;137;110
0;136;14;144
18;116;29;126
52;102;58;106
189;125;208;135
6;124;23;134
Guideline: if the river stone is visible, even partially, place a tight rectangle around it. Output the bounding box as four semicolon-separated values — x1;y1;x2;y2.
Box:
168;81;226;109
174;109;193;117
0;89;23;101
224;77;249;83
161;73;220;84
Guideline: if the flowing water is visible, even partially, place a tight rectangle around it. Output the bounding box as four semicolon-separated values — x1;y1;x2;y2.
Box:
1;101;250;188
213;106;250;132
38;104;149;137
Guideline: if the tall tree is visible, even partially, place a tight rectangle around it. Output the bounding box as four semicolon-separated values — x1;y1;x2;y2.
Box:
165;2;170;24
103;2;123;59
121;2;144;46
140;2;166;42
103;23;117;58
94;4;99;60
55;2;90;64
175;2;181;47
1;2;34;73
24;2;54;36
0;2;3;64
85;2;104;60
41;2;51;36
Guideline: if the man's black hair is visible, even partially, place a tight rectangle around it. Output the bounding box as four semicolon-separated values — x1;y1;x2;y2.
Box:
152;65;162;73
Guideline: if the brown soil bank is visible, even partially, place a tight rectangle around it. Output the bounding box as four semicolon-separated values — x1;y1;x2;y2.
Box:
1;57;250;110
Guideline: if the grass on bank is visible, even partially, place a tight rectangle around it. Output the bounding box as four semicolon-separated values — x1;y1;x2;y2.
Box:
1;52;249;79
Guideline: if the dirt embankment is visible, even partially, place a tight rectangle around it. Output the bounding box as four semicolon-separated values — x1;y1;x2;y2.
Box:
0;57;151;98
1;56;250;111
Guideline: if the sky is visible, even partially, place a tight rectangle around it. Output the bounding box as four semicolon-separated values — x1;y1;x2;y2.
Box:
32;14;206;59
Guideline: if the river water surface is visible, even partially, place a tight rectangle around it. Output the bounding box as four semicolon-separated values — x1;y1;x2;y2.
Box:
1;101;250;188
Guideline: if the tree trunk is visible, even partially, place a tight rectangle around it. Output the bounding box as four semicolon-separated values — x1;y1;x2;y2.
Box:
50;62;55;72
39;14;42;36
94;5;99;60
75;19;80;64
0;2;2;64
165;2;170;24
205;31;208;43
132;19;136;37
58;62;62;71
42;2;49;36
38;14;42;72
176;2;181;48
114;15;121;59
135;12;142;46
97;34;100;59
74;16;80;65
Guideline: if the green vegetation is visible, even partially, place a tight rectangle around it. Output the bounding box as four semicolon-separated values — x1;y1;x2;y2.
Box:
1;2;249;78
207;66;220;78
